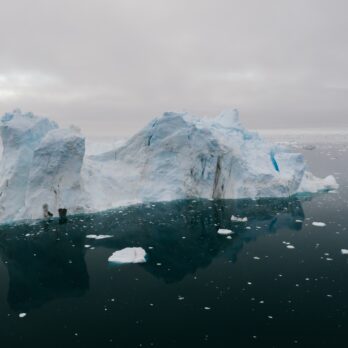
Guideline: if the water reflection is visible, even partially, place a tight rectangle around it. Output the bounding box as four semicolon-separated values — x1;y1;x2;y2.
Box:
0;221;89;311
0;197;305;311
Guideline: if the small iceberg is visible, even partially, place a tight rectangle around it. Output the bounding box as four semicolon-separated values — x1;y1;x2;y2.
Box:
341;249;348;255
217;228;233;235
86;234;112;240
312;222;326;227
231;215;248;222
108;247;147;264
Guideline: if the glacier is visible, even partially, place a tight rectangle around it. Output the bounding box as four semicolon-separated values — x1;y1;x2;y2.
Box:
0;108;338;223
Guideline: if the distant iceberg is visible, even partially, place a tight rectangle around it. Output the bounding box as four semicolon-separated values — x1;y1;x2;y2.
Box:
0;108;338;223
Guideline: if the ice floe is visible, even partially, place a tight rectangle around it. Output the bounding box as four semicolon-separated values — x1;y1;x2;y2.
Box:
231;215;248;222
312;222;326;227
86;234;112;240
108;247;147;264
217;228;233;235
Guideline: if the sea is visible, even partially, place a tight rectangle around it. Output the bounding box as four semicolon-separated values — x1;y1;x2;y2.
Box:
0;132;347;347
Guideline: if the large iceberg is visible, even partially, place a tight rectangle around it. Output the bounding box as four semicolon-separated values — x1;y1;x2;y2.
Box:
0;109;338;223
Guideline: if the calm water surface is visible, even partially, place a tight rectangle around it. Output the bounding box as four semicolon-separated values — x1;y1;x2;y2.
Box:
0;143;347;348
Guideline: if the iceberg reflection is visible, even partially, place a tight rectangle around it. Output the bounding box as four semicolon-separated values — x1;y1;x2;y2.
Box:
0;197;305;310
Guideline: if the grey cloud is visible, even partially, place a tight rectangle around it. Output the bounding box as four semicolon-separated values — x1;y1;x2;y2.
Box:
0;0;347;136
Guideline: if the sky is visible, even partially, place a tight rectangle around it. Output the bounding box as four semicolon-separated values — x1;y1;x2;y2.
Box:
0;0;347;137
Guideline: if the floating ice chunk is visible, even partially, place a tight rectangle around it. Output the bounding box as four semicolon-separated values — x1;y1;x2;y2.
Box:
108;247;147;264
19;313;27;318
86;234;112;240
299;172;338;194
217;228;233;235
312;222;326;227
286;245;295;249
231;215;248;222
341;249;348;255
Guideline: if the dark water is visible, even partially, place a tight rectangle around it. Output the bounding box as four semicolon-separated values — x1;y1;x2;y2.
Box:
0;143;347;348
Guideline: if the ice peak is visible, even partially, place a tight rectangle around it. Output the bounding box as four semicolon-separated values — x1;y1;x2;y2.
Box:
162;111;187;118
1;109;35;123
216;109;241;128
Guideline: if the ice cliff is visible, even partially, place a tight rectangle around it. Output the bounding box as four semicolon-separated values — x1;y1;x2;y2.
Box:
0;109;338;223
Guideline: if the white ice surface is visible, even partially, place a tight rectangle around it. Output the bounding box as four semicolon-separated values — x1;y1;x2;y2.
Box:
108;247;147;264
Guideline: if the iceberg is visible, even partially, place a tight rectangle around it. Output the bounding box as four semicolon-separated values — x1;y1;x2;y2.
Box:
0;108;338;223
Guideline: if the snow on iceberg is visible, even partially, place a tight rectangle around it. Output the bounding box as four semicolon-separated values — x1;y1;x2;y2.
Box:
0;108;339;223
108;247;147;264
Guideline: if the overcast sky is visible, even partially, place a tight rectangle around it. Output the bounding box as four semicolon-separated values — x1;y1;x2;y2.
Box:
0;0;347;136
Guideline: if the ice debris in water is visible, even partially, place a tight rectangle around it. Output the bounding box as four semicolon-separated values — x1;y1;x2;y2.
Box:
231;215;248;222
0;108;339;223
86;234;112;240
217;228;234;235
341;249;348;255
312;222;326;227
19;313;27;318
108;247;147;264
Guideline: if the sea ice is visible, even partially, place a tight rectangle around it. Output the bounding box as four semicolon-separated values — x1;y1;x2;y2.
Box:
108;247;147;264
